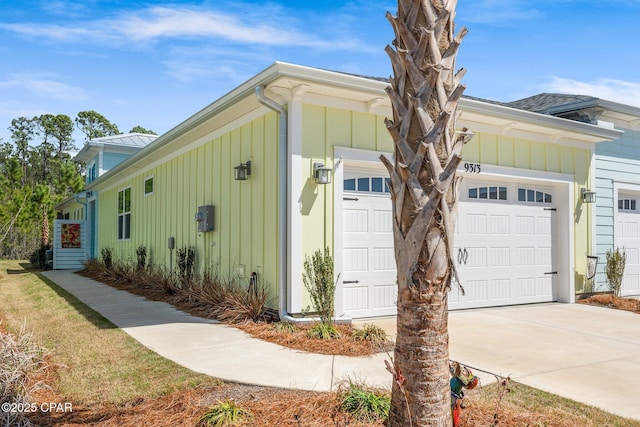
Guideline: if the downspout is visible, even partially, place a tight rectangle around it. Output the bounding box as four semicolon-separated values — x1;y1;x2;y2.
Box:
255;86;298;323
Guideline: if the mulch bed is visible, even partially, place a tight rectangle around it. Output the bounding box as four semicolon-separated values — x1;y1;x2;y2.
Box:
76;268;394;357
577;294;640;314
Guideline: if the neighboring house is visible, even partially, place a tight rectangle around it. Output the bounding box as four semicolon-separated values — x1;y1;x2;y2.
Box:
507;94;640;297
55;133;157;268
55;63;622;320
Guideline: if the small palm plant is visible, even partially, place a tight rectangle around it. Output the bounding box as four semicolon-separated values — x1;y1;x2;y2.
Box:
198;400;252;426
606;247;627;297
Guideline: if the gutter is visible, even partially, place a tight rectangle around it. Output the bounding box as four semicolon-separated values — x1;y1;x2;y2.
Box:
255;86;299;324
255;86;351;326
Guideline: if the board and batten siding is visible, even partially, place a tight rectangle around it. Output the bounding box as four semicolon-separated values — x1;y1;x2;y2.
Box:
298;103;594;307
297;105;392;309
97;112;281;301
595;128;640;290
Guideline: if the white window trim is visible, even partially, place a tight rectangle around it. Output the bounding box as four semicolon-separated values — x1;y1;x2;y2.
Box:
144;176;154;196
117;186;131;241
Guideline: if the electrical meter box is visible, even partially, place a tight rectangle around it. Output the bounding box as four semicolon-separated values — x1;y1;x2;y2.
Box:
196;205;215;232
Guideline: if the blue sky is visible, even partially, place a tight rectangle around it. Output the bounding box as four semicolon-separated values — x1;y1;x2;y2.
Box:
1;1;639;145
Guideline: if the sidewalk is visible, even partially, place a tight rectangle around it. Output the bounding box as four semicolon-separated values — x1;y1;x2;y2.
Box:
42;270;390;391
42;270;640;420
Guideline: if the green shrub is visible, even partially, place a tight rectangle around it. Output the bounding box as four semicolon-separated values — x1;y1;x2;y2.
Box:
29;244;51;270
176;245;196;283
606;247;627;297
353;324;389;345
101;247;113;269
302;247;338;326
136;245;147;270
307;322;341;340
340;380;390;422
198;400;252;426
272;322;297;333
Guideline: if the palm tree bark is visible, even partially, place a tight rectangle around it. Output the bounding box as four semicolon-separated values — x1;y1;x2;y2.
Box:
382;1;472;425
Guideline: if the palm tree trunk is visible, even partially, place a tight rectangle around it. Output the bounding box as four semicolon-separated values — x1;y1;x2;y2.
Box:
382;1;472;425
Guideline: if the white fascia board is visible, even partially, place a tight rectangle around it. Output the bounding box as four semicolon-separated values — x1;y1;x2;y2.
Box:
460;98;623;142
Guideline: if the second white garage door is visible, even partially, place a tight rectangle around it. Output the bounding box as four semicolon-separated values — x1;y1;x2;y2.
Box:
616;193;640;296
341;176;557;318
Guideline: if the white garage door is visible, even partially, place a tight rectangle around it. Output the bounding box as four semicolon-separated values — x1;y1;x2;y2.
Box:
342;175;397;318
341;175;557;318
616;195;640;296
450;183;556;309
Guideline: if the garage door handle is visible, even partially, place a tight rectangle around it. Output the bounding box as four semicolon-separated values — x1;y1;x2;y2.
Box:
544;271;558;275
457;248;468;265
343;197;359;202
343;280;360;284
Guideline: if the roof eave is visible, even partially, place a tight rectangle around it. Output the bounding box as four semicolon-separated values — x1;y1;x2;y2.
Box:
460;97;623;141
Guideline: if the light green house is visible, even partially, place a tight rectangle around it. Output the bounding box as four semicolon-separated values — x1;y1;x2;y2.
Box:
56;62;621;319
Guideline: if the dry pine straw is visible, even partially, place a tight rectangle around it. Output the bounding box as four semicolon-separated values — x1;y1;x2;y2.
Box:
578;294;640;314
237;322;394;356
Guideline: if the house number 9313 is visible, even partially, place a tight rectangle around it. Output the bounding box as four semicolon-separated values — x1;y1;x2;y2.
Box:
464;162;481;173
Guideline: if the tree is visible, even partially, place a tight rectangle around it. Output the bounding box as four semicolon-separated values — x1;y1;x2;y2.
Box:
382;1;472;425
129;125;157;135
9;117;35;184
75;110;120;142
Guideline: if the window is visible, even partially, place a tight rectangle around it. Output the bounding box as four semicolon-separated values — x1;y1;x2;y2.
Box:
619;198;637;211
468;186;507;201
344;176;391;194
518;188;552;204
144;177;154;196
118;188;131;240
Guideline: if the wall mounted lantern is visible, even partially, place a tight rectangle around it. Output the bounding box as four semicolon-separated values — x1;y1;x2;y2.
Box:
581;188;596;204
234;160;251;181
313;162;332;185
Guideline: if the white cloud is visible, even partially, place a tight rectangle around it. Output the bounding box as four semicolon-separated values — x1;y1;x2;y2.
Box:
543;76;640;108
0;73;87;102
0;5;367;51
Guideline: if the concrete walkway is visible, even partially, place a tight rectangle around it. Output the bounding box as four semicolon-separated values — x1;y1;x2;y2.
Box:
42;270;640;420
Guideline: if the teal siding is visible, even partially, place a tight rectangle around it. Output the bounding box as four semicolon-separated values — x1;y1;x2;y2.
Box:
594;128;640;290
103;152;131;171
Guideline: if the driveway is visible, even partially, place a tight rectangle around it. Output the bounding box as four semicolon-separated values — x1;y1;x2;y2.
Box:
42;271;640;420
359;303;640;420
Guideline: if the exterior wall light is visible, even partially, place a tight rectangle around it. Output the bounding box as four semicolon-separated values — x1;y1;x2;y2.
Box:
313;162;332;185
582;188;596;204
234;160;251;181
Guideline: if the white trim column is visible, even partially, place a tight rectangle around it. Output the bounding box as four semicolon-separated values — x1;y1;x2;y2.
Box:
287;85;308;313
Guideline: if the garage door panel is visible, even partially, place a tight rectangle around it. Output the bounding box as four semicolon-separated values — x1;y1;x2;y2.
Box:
490;279;511;300
537;277;553;297
623;274;639;293
373;285;396;309
517;247;536;265
373;247;395;271
344;209;368;232
466;214;487;234
344;248;368;272
517;216;536;235
373;210;393;233
343;287;368;311
488;216;510;234
490;247;510;266
517;278;536;297
466;280;488;302
537;247;552;265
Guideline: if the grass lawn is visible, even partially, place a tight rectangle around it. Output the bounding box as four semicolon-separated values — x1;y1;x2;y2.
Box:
1;259;639;426
0;260;220;405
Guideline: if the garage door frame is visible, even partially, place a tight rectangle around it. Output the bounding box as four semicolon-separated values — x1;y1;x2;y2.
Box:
333;146;577;318
613;181;640;296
